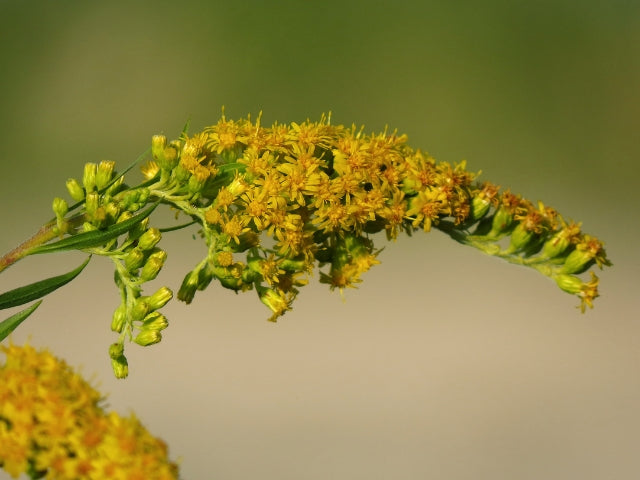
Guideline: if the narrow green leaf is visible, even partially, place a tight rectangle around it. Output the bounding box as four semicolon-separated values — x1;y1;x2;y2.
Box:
159;219;197;233
29;201;159;255
182;118;191;137
0;256;91;310
0;301;42;342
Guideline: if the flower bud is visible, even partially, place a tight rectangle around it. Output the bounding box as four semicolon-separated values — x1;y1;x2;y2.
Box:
139;249;167;281
130;298;150;322
83;163;98;192
124;247;146;271
96;160;116;190
553;273;583;295
138;227;162;251
213;265;246;292
120;189;145;211
508;223;536;253
470;196;491;222
161;145;179;170
147;286;173;310
111;355;129;379
108;342;129;378
53;196;68;222
188;173;207;194
111;304;127;333
109;342;125;359
561;248;595;275
85;191;100;217
142;311;169;331
541;231;572;259
134;329;162;346
177;269;199;304
488;206;514;237
66;178;85;201
151;135;167;161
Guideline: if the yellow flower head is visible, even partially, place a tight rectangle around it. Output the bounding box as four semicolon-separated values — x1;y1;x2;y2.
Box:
0;343;180;479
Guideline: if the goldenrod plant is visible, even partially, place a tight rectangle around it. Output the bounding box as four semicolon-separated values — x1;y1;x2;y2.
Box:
0;113;611;381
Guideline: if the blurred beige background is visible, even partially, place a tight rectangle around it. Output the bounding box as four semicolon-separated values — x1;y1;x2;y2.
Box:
1;1;638;479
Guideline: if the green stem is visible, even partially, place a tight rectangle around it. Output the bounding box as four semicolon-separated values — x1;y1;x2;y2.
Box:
0;214;87;273
0;221;58;273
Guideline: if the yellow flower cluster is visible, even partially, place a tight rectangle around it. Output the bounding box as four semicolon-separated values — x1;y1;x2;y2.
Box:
0;343;179;479
149;114;608;318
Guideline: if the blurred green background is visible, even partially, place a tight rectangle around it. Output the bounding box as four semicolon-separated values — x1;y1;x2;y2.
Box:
1;1;638;479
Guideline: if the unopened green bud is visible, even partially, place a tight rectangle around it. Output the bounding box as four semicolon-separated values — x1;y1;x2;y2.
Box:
212;265;245;291
138;227;162;251
151;135;167;161
139;249;167;281
131;298;150;322
108;343;129;379
554;273;583;295
142;311;169;331
219;275;247;291
111;304;127;333
66;178;85;201
147;286;173;310
470;196;491;222
111;356;129;378
508;223;536;253
85;191;99;217
162;145;179;170
109;342;125;359
121;190;141;211
178;269;199;304
83;163;98;192
561;248;594;275
152;136;180;170
197;262;215;291
188;174;206;194
124;247;146;271
488;206;514;237
53;197;68;221
134;329;162;346
96;160;116;190
542;232;572;259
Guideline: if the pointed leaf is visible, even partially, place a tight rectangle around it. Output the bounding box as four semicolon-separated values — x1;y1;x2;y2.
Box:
0;256;91;310
29;201;159;255
0;301;42;342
